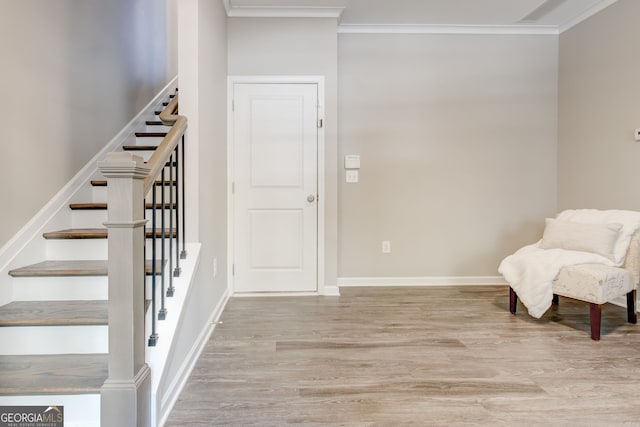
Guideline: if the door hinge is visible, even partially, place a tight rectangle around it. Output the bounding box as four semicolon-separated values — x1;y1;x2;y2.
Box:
317;118;323;129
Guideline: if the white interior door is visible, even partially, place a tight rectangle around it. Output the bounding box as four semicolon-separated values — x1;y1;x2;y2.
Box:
233;83;318;293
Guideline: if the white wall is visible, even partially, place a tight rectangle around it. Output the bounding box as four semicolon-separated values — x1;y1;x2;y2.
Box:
338;33;558;277
558;0;640;210
227;17;339;288
0;0;177;248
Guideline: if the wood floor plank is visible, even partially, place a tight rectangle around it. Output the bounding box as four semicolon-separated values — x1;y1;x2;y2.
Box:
166;286;640;426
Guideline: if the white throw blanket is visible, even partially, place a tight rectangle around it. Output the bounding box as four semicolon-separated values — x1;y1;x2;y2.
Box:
499;209;640;318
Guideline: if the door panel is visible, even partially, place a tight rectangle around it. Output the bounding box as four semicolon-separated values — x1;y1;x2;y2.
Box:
233;83;318;293
249;209;303;269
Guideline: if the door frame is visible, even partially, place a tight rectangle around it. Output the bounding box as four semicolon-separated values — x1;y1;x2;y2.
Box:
227;75;326;295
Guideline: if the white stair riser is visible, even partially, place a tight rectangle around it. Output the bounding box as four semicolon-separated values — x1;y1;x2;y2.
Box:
0;394;100;427
46;240;108;260
135;136;165;146
91;187;107;203
48;238;179;257
146;124;172;132
72;209;177;229
0;325;107;355
13;275;171;302
72;211;107;229
12;276;108;301
92;185;178;204
46;238;178;261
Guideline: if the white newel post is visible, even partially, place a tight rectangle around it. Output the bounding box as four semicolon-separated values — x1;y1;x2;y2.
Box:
98;152;152;427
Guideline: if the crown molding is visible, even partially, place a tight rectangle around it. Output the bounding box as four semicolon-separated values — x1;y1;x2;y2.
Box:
222;0;617;34
338;24;559;36
225;5;345;19
559;0;618;33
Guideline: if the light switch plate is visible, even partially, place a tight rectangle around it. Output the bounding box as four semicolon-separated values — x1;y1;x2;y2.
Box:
345;155;361;169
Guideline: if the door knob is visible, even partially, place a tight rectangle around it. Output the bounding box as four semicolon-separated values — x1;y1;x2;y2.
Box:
307;195;316;203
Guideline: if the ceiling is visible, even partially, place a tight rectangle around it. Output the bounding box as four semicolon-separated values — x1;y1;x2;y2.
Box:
226;0;619;33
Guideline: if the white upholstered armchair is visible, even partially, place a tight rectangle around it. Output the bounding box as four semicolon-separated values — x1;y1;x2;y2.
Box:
501;210;639;340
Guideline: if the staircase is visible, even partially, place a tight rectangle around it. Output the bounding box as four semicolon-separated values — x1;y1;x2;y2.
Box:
0;94;179;427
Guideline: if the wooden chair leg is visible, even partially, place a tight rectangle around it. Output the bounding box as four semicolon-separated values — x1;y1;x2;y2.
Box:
627;289;637;324
589;303;601;341
552;294;559;305
509;287;517;314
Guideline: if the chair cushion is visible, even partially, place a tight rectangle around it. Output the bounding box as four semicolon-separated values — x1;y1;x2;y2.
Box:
553;263;634;304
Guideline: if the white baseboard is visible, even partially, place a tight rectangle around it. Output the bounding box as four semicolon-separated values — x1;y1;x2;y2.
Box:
322;285;341;296
338;276;507;287
157;286;230;427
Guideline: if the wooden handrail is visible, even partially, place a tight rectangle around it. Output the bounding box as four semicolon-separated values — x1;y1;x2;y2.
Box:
144;94;187;193
159;95;179;125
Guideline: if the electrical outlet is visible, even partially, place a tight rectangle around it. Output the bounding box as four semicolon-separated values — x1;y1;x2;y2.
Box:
213;258;218;278
382;240;391;254
346;170;359;183
635;128;640;141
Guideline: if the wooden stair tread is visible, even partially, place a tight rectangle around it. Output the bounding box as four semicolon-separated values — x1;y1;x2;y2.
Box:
44;229;107;239
43;228;177;239
8;260;165;277
91;179;176;186
70;202;176;210
9;260;109;277
123;145;159;151
0;354;107;395
135;132;168;137
69;203;107;210
0;300;107;327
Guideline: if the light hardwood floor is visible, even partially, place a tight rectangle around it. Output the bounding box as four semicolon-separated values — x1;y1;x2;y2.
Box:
166;286;640;426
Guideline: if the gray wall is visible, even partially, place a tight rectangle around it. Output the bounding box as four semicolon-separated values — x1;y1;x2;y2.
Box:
227;17;339;288
0;0;177;248
338;34;559;277
558;0;640;211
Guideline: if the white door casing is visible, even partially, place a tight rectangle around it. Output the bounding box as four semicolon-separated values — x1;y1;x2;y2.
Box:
231;82;320;293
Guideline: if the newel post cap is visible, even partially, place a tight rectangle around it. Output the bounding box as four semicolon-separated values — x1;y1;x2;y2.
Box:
98;152;150;180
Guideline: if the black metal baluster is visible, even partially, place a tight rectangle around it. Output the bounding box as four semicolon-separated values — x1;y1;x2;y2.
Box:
158;169;167;321
167;150;175;297
148;183;159;346
174;143;182;277
180;135;187;260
